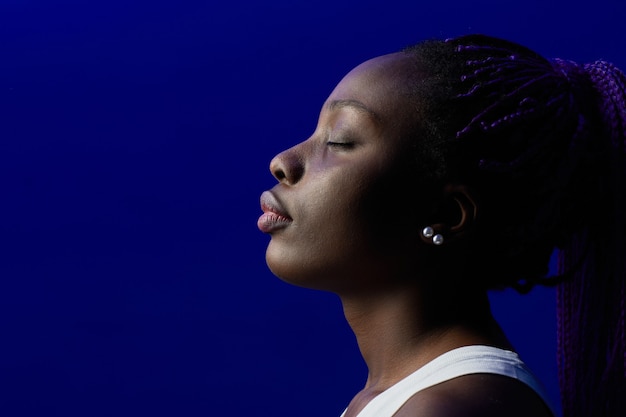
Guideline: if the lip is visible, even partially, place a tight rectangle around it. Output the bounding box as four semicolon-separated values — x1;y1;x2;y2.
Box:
257;190;293;233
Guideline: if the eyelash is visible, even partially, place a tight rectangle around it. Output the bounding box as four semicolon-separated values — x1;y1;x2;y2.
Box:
326;141;355;149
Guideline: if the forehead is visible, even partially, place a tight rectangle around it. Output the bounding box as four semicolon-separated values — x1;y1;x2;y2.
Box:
326;53;416;123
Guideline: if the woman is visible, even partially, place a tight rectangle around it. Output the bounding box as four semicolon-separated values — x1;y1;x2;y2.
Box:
257;34;626;417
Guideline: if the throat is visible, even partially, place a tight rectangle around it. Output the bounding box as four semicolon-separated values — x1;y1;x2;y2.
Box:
339;285;512;393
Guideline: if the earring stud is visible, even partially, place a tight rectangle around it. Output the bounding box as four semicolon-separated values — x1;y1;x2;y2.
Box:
422;226;444;245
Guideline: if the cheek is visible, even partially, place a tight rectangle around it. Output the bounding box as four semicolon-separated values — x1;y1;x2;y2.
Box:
353;166;422;248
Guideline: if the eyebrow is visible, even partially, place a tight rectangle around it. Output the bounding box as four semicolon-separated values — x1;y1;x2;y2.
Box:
325;99;380;122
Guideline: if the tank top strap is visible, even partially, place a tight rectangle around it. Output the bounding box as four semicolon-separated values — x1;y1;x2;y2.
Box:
340;345;557;417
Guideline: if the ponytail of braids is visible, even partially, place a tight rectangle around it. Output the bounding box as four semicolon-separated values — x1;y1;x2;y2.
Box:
555;59;626;417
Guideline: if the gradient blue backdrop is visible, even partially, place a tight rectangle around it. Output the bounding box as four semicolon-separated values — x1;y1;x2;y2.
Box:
2;1;624;416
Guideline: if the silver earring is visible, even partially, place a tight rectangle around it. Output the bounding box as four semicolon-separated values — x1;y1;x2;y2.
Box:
422;226;444;245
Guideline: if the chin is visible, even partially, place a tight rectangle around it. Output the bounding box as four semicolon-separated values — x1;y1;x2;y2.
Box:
266;256;317;290
265;247;338;292
265;245;300;282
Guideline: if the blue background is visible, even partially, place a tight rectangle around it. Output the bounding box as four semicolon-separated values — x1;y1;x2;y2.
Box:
1;1;624;416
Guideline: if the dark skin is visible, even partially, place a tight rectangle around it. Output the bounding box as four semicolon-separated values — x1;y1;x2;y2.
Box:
259;53;554;417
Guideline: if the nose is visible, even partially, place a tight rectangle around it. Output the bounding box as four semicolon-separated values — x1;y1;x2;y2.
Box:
269;144;304;185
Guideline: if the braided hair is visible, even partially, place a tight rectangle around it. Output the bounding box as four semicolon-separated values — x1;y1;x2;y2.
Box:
403;34;626;417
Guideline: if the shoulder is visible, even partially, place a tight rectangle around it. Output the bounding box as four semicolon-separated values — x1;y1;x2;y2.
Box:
392;373;554;417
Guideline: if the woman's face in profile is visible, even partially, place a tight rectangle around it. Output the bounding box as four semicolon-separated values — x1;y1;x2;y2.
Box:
259;53;426;292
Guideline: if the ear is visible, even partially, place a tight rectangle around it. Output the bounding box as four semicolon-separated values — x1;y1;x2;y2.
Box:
420;184;479;245
446;184;478;235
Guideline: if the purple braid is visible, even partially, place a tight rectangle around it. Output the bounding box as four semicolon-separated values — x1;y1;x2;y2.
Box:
584;60;626;149
554;59;626;417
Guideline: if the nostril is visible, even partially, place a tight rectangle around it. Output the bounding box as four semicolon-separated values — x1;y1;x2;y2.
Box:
270;157;286;182
274;169;286;181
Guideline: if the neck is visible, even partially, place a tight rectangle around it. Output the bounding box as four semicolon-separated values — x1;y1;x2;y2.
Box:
338;281;512;392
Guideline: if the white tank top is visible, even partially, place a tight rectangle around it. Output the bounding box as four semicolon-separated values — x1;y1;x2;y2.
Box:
339;345;557;417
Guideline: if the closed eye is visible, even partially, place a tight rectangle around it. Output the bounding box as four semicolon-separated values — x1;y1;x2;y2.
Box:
327;141;355;149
